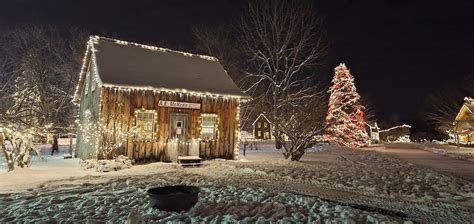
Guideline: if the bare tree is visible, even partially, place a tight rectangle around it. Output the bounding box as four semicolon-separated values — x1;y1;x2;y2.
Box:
239;0;328;159
424;92;462;133
193;24;260;131
423;76;474;134
193;1;328;160
239;0;327;107
193;25;242;80
360;96;378;126
0;25;88;136
273;96;326;161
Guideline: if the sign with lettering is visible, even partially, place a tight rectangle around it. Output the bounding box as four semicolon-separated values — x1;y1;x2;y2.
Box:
158;100;201;109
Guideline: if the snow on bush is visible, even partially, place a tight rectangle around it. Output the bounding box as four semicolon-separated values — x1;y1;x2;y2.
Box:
80;155;133;172
395;135;411;143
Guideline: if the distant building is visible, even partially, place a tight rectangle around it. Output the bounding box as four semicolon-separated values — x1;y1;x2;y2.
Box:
252;113;272;139
453;97;474;144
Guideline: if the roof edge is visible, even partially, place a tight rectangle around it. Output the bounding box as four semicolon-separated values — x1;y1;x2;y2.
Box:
455;97;474;121
92;35;219;62
252;113;271;125
72;39;94;104
102;84;251;99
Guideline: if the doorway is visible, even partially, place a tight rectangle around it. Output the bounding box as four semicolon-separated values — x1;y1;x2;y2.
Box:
169;113;189;159
170;113;188;140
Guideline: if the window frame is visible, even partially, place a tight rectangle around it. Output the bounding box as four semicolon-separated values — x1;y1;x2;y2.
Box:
201;113;218;141
134;109;158;141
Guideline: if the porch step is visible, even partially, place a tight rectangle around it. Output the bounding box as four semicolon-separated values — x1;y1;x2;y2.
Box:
178;156;202;167
180;163;203;167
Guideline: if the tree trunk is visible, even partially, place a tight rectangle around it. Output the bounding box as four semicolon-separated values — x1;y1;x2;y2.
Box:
456;133;460;148
4;151;14;171
243;141;247;156
275;139;282;149
282;152;290;159
290;149;305;161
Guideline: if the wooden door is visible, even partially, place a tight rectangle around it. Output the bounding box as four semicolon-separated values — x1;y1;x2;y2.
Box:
169;113;189;156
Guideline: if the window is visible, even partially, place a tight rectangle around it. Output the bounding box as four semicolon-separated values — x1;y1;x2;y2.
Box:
264;132;270;139
258;131;261;137
264;122;268;128
258;122;261;128
135;109;157;140
201;113;218;140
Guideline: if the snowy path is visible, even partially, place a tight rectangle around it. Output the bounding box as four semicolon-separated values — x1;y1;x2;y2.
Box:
370;146;474;182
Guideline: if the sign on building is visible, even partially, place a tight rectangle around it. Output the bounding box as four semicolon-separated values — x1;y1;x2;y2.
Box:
158;100;201;109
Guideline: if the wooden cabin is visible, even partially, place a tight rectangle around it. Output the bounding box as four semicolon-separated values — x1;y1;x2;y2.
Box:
73;36;250;162
252;113;272;140
453;97;474;144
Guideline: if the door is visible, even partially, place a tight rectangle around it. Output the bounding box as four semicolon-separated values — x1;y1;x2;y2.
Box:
169;113;189;157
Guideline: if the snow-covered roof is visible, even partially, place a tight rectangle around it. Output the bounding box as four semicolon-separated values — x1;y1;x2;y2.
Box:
252;113;271;125
463;97;474;113
74;36;250;102
454;97;474;122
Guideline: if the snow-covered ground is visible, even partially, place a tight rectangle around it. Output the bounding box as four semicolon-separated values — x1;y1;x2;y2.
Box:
1;144;473;223
422;144;474;162
385;142;474;162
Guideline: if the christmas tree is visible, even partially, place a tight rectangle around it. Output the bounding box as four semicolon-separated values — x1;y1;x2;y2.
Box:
324;63;368;148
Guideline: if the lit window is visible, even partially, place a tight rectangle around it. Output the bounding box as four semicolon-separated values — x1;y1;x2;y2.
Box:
264;122;268;128
201;113;218;140
258;131;261;137
135;109;157;140
258;122;261;128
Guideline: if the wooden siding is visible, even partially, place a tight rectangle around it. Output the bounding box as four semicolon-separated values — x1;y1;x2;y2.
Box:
99;87;239;162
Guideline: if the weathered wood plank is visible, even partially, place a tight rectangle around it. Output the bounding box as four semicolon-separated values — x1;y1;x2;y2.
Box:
98;90;240;162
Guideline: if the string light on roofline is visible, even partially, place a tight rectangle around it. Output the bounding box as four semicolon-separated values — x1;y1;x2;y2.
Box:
72;35;250;105
101;84;248;101
72;36;251;160
96;35;219;62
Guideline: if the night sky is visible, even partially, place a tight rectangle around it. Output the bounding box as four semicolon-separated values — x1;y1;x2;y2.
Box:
1;0;473;128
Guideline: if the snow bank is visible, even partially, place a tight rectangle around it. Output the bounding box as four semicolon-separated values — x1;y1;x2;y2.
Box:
80;155;133;172
422;146;474;163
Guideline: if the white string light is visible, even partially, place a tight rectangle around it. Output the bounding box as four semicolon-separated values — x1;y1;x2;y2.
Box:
72;36;251;160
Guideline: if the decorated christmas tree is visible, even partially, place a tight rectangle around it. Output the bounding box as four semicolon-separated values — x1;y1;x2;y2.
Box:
324;63;368;147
